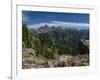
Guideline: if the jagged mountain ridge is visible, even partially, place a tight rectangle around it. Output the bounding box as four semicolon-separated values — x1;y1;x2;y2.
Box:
29;24;89;41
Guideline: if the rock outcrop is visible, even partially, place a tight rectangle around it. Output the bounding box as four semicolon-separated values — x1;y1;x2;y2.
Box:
22;48;89;69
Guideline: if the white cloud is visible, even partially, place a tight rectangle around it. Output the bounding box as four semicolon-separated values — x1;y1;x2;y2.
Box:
28;21;89;30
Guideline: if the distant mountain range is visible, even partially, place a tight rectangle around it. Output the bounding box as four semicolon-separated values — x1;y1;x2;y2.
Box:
28;22;89;30
29;24;89;35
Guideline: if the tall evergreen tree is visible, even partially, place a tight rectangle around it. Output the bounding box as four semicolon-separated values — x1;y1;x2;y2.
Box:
22;24;32;48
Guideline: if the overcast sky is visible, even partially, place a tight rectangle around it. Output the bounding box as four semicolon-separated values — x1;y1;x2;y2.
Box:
22;11;89;29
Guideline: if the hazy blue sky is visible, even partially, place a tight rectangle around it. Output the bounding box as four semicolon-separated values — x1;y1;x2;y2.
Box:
22;11;89;29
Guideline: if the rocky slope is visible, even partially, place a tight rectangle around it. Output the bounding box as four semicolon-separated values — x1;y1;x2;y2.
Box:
22;48;89;69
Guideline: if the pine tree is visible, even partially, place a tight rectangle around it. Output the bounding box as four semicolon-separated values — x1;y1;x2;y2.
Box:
22;24;33;48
